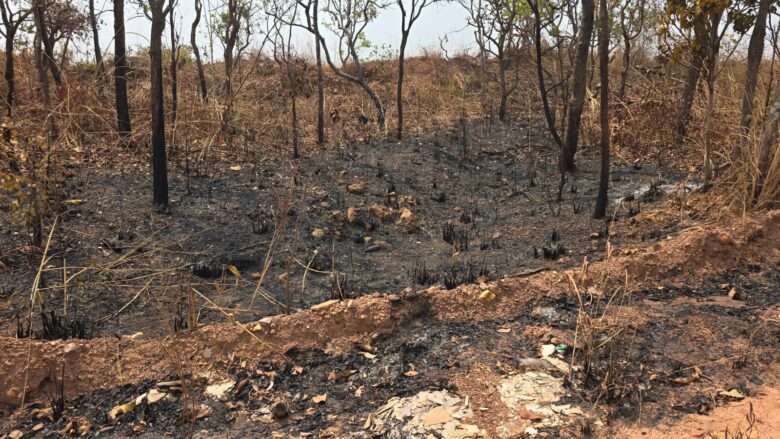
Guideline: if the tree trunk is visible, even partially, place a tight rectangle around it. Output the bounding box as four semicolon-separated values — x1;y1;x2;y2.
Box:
498;48;508;122
593;0;609;218
191;0;208;100
740;0;770;131
561;0;595;173
396;31;409;139
314;0;325;144
291;93;299;159
755;91;780;203
618;34;630;99
89;0;103;73
674;16;707;146
150;1;169;210
4;32;16;115
31;1;62;86
114;0;132;143
33;30;55;140
169;8;178;127
529;0;562;147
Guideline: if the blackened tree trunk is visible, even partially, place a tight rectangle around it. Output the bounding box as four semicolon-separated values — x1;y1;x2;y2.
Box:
740;0;771;131
89;0;103;73
527;0;562;147
397;31;409;138
3;31;16;115
313;0;325;144
191;0;208;100
0;1;29;115
114;0;132;143
561;0;595;173
31;0;62;86
593;0;609;218
149;0;169;210
674;15;707;146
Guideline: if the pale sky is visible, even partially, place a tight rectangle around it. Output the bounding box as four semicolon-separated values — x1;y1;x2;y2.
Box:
90;0;478;61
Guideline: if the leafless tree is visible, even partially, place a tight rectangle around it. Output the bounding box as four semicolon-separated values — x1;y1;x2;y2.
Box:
88;0;103;73
270;0;305;158
396;0;439;138
191;0;208;100
616;0;645;99
319;0;386;128
461;0;525;123
0;0;31;115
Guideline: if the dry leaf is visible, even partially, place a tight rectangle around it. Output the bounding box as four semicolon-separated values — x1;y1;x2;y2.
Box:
292;366;304;376
229;165;242;171
227;265;241;277
497;327;511;333
718;388;746;400
312;394;328;404
361;351;377;359
108;401;136;423
404;370;418;377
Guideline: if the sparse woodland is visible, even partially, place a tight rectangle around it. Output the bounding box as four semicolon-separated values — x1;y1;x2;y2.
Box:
1;0;780;436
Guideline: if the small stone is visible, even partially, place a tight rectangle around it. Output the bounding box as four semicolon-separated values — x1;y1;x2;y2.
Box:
728;288;742;300
311;299;339;311
479;290;496;302
8;430;23;439
312;228;326;239
590;232;600;240
31;424;44;432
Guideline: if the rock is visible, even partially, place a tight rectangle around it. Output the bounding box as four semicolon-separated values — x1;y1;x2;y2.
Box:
397;208;416;228
271;401;289;419
312;228;326;239
368;204;394;222
532;306;559;321
478;290;496;302
347;207;362;224
205;379;236;400
311;299;339;312
347;182;367;194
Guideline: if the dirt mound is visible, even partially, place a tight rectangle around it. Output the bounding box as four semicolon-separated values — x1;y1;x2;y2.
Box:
1;210;779;416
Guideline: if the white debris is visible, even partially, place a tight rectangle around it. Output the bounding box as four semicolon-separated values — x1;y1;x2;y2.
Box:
366;390;485;438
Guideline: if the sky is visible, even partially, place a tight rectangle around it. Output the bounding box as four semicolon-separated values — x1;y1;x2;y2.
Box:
89;0;478;61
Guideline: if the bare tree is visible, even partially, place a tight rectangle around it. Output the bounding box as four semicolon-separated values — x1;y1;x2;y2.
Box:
593;0;609;218
270;1;305;158
616;0;645;99
461;0;524;123
286;0;327;144
88;0;103;73
0;0;31;115
526;0;562;147
561;0;594;172
217;0;253;134
396;0;439;138
114;0;132;143
319;0;386;128
191;0;208;100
